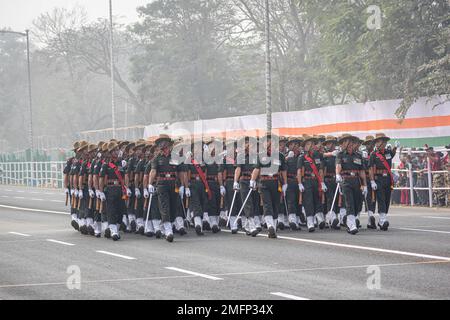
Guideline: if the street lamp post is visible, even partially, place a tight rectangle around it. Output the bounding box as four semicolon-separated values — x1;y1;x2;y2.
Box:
0;29;34;153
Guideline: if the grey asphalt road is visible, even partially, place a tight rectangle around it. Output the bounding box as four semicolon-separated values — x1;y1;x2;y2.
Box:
0;184;449;300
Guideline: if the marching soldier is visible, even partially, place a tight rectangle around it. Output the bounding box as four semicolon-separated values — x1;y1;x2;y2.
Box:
369;133;399;231
277;136;289;230
204;138;223;233
143;142;162;237
250;134;288;239
335;134;368;235
70;141;88;232
76;142;91;235
322;135;340;229
147;134;186;242
297;135;327;232
362;135;377;229
90;142;105;237
234;136;259;236
132;140;149;235
98;141;127;241
64;141;79;230
285;137;304;230
184;139;208;236
219;139;242;234
124;142;137;232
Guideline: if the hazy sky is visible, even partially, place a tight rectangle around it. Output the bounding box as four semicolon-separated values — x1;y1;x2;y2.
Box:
0;0;151;31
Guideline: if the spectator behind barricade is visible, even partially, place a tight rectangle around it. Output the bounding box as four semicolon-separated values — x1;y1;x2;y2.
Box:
398;155;410;205
426;145;446;206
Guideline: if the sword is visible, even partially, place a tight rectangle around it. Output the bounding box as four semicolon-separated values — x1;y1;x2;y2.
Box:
144;193;153;233
226;190;238;227
234;188;253;229
329;183;340;217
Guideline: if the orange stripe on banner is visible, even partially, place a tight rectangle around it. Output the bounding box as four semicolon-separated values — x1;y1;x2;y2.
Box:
146;115;450;140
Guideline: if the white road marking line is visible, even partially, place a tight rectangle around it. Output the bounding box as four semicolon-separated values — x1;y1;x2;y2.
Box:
46;239;75;246
1;195;9;198
16;191;24;193
427;216;450;220
30;192;39;194
270;292;310;300
1;260;447;290
393;227;450;235
222;230;450;262
213;260;450;277
96;250;136;260
50;200;65;203
0;204;68;215
5;189;12;192
30;198;44;201
13;196;25;199
8;232;31;237
165;267;223;280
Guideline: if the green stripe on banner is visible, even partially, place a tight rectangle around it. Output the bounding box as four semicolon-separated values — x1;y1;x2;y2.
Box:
396;136;450;148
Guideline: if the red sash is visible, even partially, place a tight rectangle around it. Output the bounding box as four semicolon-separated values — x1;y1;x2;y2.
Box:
191;159;212;200
304;154;323;192
375;152;394;188
108;162;127;195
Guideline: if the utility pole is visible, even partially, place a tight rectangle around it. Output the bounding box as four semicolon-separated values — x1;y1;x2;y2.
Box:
109;0;116;139
265;0;272;135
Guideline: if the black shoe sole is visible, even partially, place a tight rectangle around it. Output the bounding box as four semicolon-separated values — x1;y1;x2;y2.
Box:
155;230;162;239
71;220;79;231
144;232;154;237
277;223;285;230
104;228;111;239
378;221;389;231
136;226;145;235
219;218;227;227
331;219;340;230
166;234;174;242
268;226;277;238
231;229;238;234
87;227;95;236
195;225;204;236
347;228;359;235
179;228;187;236
356;219;361;229
308;227;315;233
203;222;211;231
367;216;377;229
289;222;298;231
130;220;136;233
318;221;325;230
112;235;120;241
95;234;101;238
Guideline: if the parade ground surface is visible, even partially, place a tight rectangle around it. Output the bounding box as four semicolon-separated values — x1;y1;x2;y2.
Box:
0;184;449;300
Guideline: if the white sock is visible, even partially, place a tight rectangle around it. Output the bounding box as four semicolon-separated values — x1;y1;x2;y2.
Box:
152;219;161;231
347;215;357;231
368;210;374;218
94;222;102;235
315;212;325;224
278;214;285;225
164;222;173;236
288;213;297;224
194;216;202;228
109;224;118;236
102;222;108;232
230;216;237;230
145;219;154;233
71;214;78;221
128;214;136;223
136;218;144;228
80;218;86;227
86;218;94;228
265;215;275;229
175;217;184;230
254;215;261;228
307;216;315;229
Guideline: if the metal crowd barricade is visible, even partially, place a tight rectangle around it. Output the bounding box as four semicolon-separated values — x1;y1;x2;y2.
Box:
0;162;65;189
392;149;449;208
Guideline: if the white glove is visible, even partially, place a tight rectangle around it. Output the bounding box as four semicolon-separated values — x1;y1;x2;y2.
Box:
286;151;294;159
282;183;288;196
64;188;69;195
179;186;185;199
126;187;132;197
143;188;149;199
88;189;95;198
148;184;155;194
70;189;75;196
362;151;368;158
386;144;392;150
332;150;339;157
97;152;102;159
185;187;191;197
336;174;343;183
233;181;240;190
121;160;127;168
371;180;378;190
135;188;141;198
321;182;328;193
78;190;83;199
95;190;101;199
362;186;368;197
395;140;401;148
249;180;257;190
220;185;226;196
99;192;106;202
298;183;305;193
